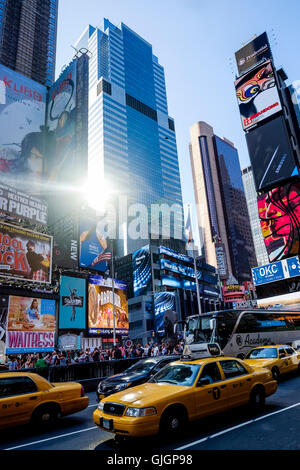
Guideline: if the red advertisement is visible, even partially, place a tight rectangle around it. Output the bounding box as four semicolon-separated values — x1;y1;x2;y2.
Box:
0;221;52;283
257;182;300;263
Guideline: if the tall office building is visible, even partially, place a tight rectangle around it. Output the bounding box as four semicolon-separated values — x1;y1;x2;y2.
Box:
74;19;184;255
242;166;269;266
189;121;256;283
0;0;58;86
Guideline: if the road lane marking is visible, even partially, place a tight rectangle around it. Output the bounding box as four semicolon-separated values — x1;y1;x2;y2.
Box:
175;401;300;450
4;426;99;450
88;404;98;408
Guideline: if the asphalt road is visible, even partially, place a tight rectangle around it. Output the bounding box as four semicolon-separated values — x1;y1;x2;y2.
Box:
1;373;300;452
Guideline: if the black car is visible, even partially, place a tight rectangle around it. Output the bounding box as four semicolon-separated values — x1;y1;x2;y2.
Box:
96;356;178;401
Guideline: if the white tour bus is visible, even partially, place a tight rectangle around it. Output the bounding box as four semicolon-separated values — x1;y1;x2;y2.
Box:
180;309;300;359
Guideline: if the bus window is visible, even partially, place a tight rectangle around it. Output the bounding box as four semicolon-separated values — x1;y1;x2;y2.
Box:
236;312;290;334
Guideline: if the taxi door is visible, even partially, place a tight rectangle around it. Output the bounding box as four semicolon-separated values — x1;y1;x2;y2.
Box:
0;376;41;428
283;347;299;373
277;347;290;375
218;359;253;408
194;361;227;418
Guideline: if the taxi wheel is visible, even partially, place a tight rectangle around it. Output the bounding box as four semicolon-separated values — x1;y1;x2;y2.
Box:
160;406;188;436
271;367;280;382
31;404;60;426
249;386;265;411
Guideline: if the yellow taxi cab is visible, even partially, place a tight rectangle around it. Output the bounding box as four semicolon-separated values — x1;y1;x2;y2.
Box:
244;345;300;381
0;372;89;430
93;356;277;438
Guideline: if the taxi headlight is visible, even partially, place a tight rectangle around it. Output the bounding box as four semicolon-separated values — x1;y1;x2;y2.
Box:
115;382;132;391
97;402;104;411
125;407;157;417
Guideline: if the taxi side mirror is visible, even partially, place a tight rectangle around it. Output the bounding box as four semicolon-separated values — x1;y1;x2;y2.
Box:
197;377;211;387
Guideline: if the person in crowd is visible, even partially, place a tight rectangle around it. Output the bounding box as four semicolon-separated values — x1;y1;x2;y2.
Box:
152;343;160;357
113;345;122;360
8;355;18;371
92;347;100;362
34;353;48;368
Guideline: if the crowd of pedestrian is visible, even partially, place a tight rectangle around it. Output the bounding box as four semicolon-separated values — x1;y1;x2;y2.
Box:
1;339;185;371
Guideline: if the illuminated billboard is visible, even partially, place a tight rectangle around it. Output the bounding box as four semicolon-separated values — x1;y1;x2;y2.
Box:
88;275;128;335
79;211;111;272
154;292;177;337
0;222;52;283
45;60;77;188
0;65;47;197
59;275;86;330
258;182;300;263
133;245;152;297
252;256;300;287
246;115;298;191
235;60;281;131
235;32;272;76
6;296;56;353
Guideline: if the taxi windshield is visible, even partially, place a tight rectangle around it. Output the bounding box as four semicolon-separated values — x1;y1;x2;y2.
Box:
149;363;200;386
246;347;278;359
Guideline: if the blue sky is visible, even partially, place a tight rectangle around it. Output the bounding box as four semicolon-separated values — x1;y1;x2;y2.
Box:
56;0;300;243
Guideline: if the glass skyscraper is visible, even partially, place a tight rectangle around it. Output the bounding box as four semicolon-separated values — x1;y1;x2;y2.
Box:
189;121;256;283
242;166;269;266
0;0;58;86
74;19;184;255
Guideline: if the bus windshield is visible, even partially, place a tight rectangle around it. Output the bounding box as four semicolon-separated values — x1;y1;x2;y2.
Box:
185;316;214;345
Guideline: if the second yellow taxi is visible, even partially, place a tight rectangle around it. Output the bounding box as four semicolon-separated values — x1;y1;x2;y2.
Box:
93;356;277;438
244;344;300;381
0;372;89;430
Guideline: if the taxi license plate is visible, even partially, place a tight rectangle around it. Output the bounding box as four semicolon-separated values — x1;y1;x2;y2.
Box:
101;418;113;430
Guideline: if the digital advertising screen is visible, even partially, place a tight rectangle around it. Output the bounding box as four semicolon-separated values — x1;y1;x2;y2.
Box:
235;60;282;131
6;296;56;353
52;212;79;270
235;32;272;76
79;211;110;272
252;256;300;287
258;182;300;263
154;292;177;337
133;245;152;297
0;222;52;283
0;64;47;197
45;60;77;188
88;275;128;335
59;275;86;330
246;115;298;191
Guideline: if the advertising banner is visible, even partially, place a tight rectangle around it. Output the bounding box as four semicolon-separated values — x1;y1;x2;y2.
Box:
246;115;298;191
51;212;79;269
222;284;246;303
59;276;86;330
235;60;282;131
252;256;300;287
289;81;300;129
79;211;110;272
6;296;56;353
154;292;177;337
215;242;228;279
0;64;47;197
0;222;52;283
0;181;47;225
0;295;9;362
133;245;152;297
235;32;272;75
88;275;128;335
45;60;77;188
258;182;300;262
